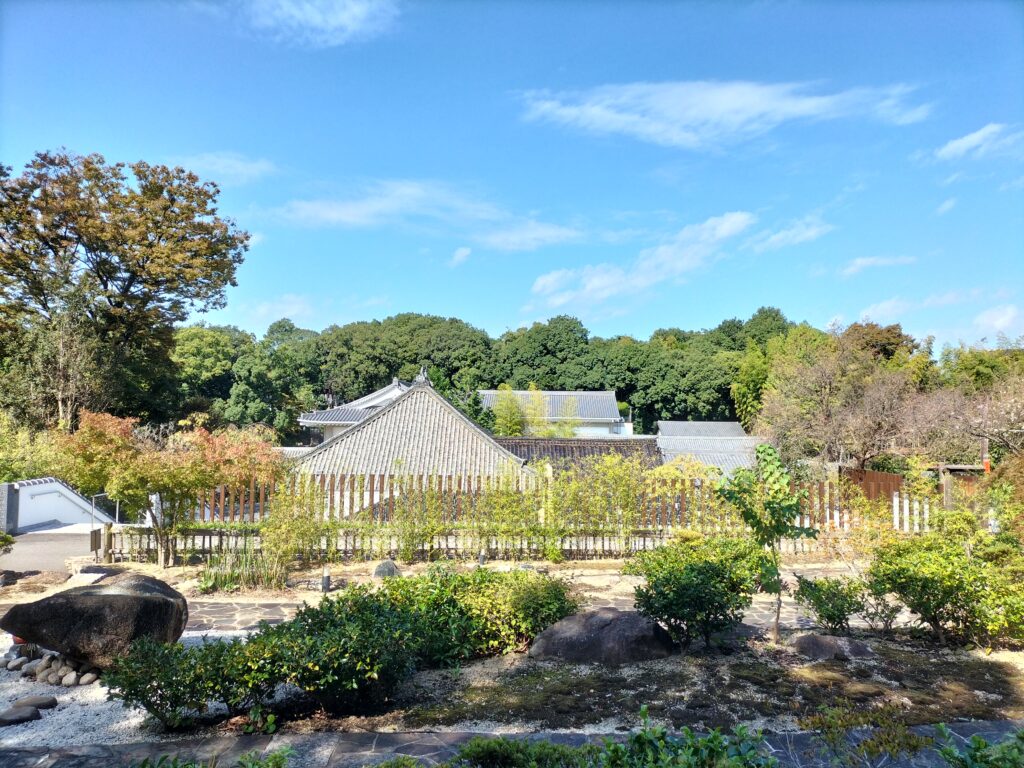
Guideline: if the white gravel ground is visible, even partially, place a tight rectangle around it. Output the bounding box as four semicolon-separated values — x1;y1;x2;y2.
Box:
0;630;250;749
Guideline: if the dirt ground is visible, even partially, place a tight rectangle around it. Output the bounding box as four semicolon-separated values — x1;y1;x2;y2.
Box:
282;634;1024;736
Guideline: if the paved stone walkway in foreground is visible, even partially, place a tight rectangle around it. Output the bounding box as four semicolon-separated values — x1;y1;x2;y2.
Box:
2;720;1021;768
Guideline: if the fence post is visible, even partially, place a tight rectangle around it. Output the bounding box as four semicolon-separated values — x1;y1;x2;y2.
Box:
102;522;113;564
892;492;899;530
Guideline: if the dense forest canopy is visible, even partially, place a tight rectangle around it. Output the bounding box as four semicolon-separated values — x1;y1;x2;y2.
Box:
3;151;1023;477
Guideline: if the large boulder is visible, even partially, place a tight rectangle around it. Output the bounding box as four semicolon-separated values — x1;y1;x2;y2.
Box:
528;607;674;665
0;572;187;669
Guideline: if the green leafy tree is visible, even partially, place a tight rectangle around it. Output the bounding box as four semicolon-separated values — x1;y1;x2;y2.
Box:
718;444;817;641
0;152;249;423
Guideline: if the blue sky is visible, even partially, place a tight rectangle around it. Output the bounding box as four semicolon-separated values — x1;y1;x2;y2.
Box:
2;1;1023;347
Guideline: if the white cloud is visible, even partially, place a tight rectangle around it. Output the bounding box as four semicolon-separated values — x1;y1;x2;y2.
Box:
530;211;755;308
860;291;974;323
974;304;1020;333
276;180;501;228
251;292;314;321
171;151;276;185
249;232;267;247
521;80;930;150
935;197;957;216
239;0;398;47
449;246;471;267
475;220;583;252
840;255;916;277
935;123;1024;161
1000;176;1024;192
748;214;834;252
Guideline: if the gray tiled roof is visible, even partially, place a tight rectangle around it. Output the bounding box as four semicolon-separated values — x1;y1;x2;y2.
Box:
275;447;314;459
298;406;375;426
657;421;747;437
299;380;411;426
478;390;622;421
496;437;662;468
656;436;764;474
296;385;531;478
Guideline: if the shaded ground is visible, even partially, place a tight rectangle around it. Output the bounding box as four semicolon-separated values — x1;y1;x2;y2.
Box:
282;634;1024;736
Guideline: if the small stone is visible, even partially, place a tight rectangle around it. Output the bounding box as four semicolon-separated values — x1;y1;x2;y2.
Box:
35;656;53;673
79;672;98;685
0;706;41;726
373;559;401;579
6;657;28;671
12;695;57;710
46;672;61;685
20;659;42;676
61;671;79;687
56;665;73;677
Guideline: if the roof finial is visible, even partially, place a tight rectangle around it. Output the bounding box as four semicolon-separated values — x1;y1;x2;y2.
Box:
414;366;430;385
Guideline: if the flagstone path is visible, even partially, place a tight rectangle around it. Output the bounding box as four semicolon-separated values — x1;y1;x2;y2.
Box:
2;719;1020;767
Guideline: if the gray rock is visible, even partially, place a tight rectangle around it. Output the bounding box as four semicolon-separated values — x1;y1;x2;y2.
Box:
56;665;73;678
35;656;53;673
529;607;675;665
46;671;61;685
790;633;874;661
61;671;80;686
12;695;57;710
0;706;41;726
6;656;28;671
0;573;188;669
79;672;98;685
373;559;401;579
20;659;42;676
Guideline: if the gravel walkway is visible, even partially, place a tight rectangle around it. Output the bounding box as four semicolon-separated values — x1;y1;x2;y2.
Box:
0;630;248;750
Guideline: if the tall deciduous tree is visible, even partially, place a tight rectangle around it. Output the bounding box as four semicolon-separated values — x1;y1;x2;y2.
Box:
0;151;248;423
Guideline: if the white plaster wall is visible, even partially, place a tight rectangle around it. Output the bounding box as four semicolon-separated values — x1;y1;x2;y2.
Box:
14;481;115;530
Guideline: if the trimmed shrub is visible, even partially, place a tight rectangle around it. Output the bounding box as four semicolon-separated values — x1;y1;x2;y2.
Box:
271;586;418;711
793;576;865;635
106;638;210;729
860;576;902;635
197;633;282;716
458;568;580;655
868;535;988;643
629;536;764;649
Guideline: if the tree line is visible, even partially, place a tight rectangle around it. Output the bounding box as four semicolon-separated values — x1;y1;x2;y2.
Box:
2;150;1023;486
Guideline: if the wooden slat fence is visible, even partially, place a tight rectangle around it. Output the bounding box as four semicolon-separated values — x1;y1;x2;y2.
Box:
105;473;942;562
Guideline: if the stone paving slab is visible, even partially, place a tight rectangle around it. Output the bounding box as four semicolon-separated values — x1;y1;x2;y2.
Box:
2;721;1020;768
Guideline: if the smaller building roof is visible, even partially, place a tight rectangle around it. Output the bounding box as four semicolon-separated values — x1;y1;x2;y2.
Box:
495;436;662;468
657;421;747;437
478;389;622;422
299;378;412;426
656;435;764;474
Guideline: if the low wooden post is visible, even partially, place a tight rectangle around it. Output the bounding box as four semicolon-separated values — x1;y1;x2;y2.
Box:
102;522;113;564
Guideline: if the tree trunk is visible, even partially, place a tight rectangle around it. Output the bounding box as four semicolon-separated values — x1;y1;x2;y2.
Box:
772;592;782;643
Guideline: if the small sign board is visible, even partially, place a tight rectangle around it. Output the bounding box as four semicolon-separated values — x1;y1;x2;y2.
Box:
90;527;101;553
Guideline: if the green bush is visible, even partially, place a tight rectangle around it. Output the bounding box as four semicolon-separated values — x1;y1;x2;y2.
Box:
935;724;1024;768
629;536;763;649
106;638;210;729
449;736;594;767
0;531;13;555
860;576;902;635
380;566;578;663
271;586;418;711
110;568;578;727
793;576;865;635
868;535;989;643
457;568;580;655
197;634;281;716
